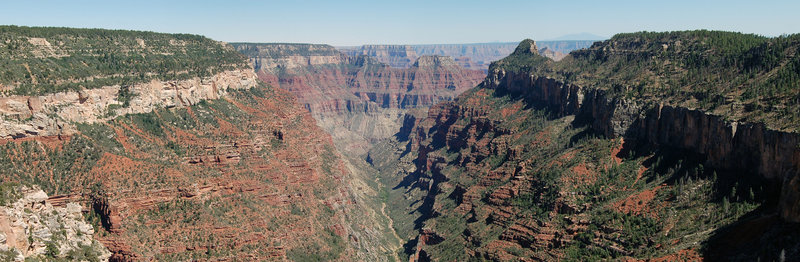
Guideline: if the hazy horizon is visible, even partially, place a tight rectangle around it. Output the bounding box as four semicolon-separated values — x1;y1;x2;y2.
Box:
2;0;798;46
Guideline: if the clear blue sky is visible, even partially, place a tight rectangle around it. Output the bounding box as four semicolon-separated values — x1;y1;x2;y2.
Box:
1;0;798;46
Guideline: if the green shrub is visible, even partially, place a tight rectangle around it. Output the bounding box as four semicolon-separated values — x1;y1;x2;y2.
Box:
0;182;22;206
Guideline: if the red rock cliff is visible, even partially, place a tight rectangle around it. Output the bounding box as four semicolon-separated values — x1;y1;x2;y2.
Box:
233;43;486;155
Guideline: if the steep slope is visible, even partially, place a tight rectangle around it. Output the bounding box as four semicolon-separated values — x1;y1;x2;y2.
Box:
232;43;486;156
373;32;800;261
0;26;396;261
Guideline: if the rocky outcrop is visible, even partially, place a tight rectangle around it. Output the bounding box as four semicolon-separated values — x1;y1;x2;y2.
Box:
384;86;573;260
411;55;458;68
0;186;111;261
0;69;257;139
513;39;539;55
538;47;568;61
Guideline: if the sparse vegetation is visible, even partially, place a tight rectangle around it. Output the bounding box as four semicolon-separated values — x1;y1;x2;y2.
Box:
0;182;23;206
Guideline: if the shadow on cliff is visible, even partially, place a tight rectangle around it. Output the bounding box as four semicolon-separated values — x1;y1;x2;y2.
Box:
613;135;797;261
492;82;567;116
703;213;800;261
552;86;797;261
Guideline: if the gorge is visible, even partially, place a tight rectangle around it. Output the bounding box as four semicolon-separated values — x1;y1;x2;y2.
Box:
369;33;800;261
232;34;800;261
0;24;798;262
230;42;487;156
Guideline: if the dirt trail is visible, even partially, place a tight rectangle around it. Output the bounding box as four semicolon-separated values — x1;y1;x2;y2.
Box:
382;202;403;243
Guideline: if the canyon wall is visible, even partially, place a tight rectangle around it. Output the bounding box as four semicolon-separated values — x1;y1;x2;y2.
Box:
486;68;800;222
342;45;419;68
373;35;800;261
0;83;400;261
234;43;485;155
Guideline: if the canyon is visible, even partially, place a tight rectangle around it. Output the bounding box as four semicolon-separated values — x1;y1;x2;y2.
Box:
369;34;800;261
231;43;487;156
232;41;593;156
236;34;800;261
0;24;798;262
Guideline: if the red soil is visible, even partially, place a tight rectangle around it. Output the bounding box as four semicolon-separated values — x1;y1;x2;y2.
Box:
611;185;664;219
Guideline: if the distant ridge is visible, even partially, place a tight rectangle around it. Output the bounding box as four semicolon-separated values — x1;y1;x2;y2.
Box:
336;41;594;70
547;32;608;40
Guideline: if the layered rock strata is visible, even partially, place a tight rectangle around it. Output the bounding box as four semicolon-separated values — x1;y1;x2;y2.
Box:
233;43;485;155
345;45;419;68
